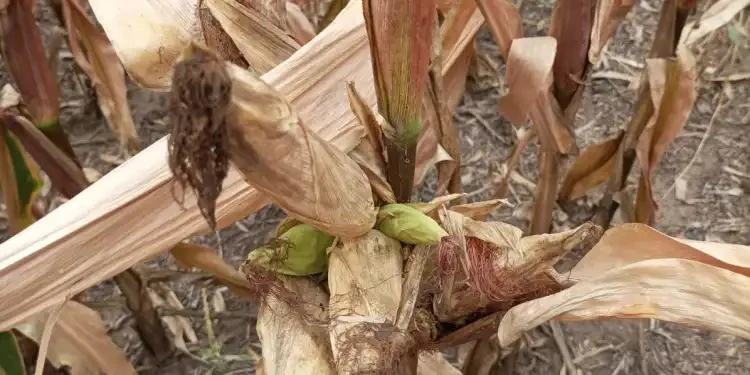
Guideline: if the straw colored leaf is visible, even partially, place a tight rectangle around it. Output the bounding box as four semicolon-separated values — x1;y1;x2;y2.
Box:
589;0;636;63
499;37;575;154
450;198;509;221
635;47;696;224
15;301;136;375
205;0;300;74
408;193;465;216
257;276;335;375
170;242;255;298
558;132;623;202
0;0;470;330
679;0;750;47
0;331;25;375
237;0;287;28
497;258;750;347
346;82;395;203
475;0;522;60
62;0;140;152
328;229;404;374
286;2;317;44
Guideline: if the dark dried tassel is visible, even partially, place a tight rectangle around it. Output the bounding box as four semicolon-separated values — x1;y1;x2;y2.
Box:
167;47;232;230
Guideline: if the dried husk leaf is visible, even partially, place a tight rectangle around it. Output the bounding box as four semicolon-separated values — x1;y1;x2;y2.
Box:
62;0;140;152
475;0;522;60
408;193;465;216
589;0;636;63
435;211;601;321
499;37;575;154
558;132;623;202
0;0;474;329
205;0;299;74
245;223;334;276
222;57;377;237
198;1;249;67
376;204;448;245
635;47;696;224
237;0;287;28
257;276;335;375
286;1;317;44
15;301;136;374
328;229;405;374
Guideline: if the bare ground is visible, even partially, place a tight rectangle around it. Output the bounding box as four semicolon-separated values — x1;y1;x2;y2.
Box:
1;1;749;374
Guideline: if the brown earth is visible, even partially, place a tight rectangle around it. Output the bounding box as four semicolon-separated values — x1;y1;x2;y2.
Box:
1;1;749;374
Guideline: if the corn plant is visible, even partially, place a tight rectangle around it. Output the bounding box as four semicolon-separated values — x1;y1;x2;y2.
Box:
0;0;749;374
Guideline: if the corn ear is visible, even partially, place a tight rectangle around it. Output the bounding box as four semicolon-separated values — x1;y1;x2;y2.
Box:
328;229;405;374
245;224;334;276
376;203;448;245
256;276;335;375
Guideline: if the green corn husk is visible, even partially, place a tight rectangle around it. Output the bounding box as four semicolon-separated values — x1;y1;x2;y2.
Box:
246;223;335;276
376;204;448;245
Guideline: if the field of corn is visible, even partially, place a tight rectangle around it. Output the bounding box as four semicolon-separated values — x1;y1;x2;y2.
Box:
0;0;749;374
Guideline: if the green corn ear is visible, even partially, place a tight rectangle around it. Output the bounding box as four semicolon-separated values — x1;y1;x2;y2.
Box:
376;203;448;245
246;223;335;276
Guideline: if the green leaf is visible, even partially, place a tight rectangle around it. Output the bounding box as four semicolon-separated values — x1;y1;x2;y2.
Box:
0;130;42;233
0;331;27;375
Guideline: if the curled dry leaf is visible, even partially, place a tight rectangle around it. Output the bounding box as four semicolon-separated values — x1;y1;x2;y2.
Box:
558;132;624;202
204;0;300;74
62;0;140;152
199;1;249;67
257;276;335;375
499;37;576;154
496;223;750;347
237;0;287;28
475;0;523;60
408;193;465;217
346;82;395;203
286;1;317;44
169;242;255;298
168;43;376;236
589;0;636;63
635;47;696;224
328;230;406;374
14;301;136;374
450;198;510;221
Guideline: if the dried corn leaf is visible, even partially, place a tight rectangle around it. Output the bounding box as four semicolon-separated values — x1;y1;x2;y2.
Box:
237;0;287;28
223;63;376;237
497;223;750;346
635;47;696;224
257;276;335;375
346;82;394;203
475;0;522;60
62;0;139;152
558;133;623;202
450;199;509;221
328;230;404;374
417;352;462;375
679;0;750;47
549;0;596;109
205;0;299;74
15;301;136;375
0;0;474;329
409;193;465;216
286;2;316;44
199;1;249;67
170;242;255;298
589;0;636;63
499;37;575;154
